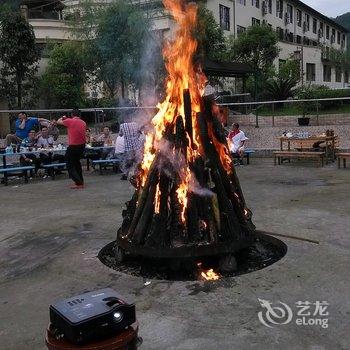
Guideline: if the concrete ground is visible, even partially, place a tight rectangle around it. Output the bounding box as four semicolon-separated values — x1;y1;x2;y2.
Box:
0;159;349;350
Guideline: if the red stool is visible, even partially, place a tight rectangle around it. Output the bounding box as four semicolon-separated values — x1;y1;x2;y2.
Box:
45;322;139;350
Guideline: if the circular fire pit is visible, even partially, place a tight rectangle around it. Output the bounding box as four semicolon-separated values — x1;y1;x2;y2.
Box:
99;232;287;281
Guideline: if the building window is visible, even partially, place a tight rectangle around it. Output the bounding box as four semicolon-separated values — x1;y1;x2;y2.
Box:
252;0;260;8
276;27;284;40
238;0;246;5
252;17;261;26
331;28;336;43
337;31;341;44
268;0;272;14
297;9;302;27
323;65;332;82
342;34;346;48
326;25;330;39
237;25;246;36
303;37;310;46
306;63;316;81
276;0;283;19
335;67;342;82
286;4;293;24
304;14;310;31
219;5;230;31
345;70;349;84
319;22;324;38
312;18;317;34
296;35;301;44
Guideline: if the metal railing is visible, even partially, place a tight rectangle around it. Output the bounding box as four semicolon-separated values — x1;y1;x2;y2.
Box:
217;96;350;128
0;96;349;137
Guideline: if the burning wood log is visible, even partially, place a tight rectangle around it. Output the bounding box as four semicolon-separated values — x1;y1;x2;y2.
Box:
126;158;159;240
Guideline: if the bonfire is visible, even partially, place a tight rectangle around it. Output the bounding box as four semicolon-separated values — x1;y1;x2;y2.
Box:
115;0;256;269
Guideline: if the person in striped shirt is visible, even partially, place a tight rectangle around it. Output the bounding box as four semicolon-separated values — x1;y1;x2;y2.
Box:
119;114;143;180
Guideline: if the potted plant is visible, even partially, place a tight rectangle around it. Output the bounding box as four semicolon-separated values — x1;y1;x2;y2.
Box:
298;114;310;126
296;85;319;127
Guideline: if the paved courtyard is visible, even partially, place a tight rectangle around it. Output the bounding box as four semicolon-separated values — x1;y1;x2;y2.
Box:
0;158;349;350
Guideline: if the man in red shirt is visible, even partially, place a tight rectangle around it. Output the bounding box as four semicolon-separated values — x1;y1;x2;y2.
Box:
57;109;86;189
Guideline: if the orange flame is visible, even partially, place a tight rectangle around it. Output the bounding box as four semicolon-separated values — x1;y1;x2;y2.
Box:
139;0;207;217
197;263;220;281
176;166;192;222
155;183;161;214
139;0;234;224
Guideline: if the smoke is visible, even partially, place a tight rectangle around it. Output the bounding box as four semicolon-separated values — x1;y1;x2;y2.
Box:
156;139;214;198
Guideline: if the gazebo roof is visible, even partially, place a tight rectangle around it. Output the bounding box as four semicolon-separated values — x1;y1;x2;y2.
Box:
21;0;65;10
203;58;253;77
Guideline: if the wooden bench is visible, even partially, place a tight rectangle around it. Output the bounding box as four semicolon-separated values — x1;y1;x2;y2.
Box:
42;162;66;179
337;153;350;169
273;151;325;167
92;158;122;174
231;149;255;165
0;166;35;186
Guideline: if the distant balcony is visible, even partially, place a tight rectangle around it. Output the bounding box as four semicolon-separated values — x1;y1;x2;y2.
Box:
28;10;63;20
28;18;72;42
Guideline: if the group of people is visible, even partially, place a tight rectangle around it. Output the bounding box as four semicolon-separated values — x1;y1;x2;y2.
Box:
85;116;144;180
3;109;145;188
5;113;64;176
3;109;247;188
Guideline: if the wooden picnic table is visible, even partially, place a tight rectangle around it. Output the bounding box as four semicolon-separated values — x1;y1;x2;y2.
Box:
85;145;115;171
278;135;336;164
1;147;67;168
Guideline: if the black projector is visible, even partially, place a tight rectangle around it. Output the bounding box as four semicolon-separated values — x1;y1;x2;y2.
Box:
49;288;136;344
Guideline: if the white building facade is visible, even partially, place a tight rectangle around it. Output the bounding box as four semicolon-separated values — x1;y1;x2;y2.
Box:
206;0;349;88
24;0;349;89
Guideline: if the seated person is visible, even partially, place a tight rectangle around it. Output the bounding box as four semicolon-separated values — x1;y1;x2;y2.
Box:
97;126;113;146
85;128;101;165
36;126;54;148
37;119;60;141
21;129;37;148
86;128;96;145
36;126;65;170
6;112;49;145
98;126;114;159
228;123;248;164
19;130;41;172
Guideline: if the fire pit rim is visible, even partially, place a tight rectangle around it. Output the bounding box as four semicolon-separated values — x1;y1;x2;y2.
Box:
116;230;257;259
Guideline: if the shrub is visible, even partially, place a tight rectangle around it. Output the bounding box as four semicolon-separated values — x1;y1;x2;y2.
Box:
295;85;350;111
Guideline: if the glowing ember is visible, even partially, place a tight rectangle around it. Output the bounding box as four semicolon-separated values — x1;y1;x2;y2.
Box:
197;263;220;281
155;183;161;214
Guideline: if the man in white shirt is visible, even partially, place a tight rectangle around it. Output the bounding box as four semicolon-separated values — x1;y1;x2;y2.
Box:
37;126;65;171
36;126;54;148
228;123;248;163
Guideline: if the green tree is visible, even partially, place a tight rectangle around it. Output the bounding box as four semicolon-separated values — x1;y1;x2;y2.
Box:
228;25;279;75
94;1;152;99
41;42;86;108
195;4;227;61
0;10;40;108
264;59;300;101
